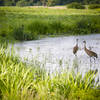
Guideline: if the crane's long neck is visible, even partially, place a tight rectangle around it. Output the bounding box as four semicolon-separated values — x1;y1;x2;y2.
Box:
76;40;78;46
84;43;87;50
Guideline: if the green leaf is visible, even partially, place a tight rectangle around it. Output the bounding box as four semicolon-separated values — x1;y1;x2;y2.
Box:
0;80;7;94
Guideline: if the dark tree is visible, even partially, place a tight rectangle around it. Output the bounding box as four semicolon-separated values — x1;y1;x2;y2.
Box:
0;0;100;6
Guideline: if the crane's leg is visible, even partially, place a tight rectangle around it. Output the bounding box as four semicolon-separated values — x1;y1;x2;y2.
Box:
90;57;92;71
74;55;78;73
93;57;96;69
93;57;95;64
76;55;79;73
75;53;77;57
77;65;78;73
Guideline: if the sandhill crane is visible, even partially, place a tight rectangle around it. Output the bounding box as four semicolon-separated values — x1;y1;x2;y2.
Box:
83;40;98;69
83;41;98;58
73;39;79;56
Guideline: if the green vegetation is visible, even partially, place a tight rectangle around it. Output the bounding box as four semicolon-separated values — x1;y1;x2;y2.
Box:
89;4;100;9
16;0;31;7
0;7;100;41
0;1;100;99
0;46;100;100
67;2;85;9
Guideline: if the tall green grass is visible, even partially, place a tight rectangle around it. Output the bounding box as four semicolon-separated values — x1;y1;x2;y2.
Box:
0;47;46;100
67;2;85;9
0;46;100;100
0;7;100;41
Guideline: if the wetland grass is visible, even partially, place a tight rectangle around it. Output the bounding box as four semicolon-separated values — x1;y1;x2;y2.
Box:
0;45;100;100
0;7;100;41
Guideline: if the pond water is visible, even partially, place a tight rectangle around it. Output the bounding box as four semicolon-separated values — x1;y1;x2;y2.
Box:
11;34;100;80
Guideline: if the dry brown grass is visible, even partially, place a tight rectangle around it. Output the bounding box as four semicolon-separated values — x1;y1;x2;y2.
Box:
28;6;66;9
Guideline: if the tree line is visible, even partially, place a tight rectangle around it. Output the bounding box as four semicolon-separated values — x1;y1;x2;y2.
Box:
0;0;100;6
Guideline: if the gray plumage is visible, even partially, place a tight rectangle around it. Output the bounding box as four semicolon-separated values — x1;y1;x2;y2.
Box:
73;39;79;56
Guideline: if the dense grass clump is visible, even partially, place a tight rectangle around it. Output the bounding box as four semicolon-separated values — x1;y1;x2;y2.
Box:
0;46;100;100
16;0;31;7
88;4;100;9
67;2;85;9
0;47;46;100
73;17;100;35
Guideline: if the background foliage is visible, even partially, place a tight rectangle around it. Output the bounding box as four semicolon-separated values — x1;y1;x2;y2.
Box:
0;0;100;6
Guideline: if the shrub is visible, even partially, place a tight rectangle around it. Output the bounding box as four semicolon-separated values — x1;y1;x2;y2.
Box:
12;24;38;41
12;25;25;40
0;30;7;37
67;2;85;9
0;38;8;48
49;21;65;34
88;4;100;9
46;0;56;7
73;17;100;35
3;1;13;6
16;0;31;7
27;20;49;35
73;19;91;35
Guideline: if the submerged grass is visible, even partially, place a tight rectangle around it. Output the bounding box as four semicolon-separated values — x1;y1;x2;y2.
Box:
0;46;100;100
0;7;100;41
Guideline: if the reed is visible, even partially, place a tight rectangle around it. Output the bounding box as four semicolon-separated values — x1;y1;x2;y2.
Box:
0;46;99;100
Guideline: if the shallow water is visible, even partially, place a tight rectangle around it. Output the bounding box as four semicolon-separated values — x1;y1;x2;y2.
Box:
11;34;100;80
